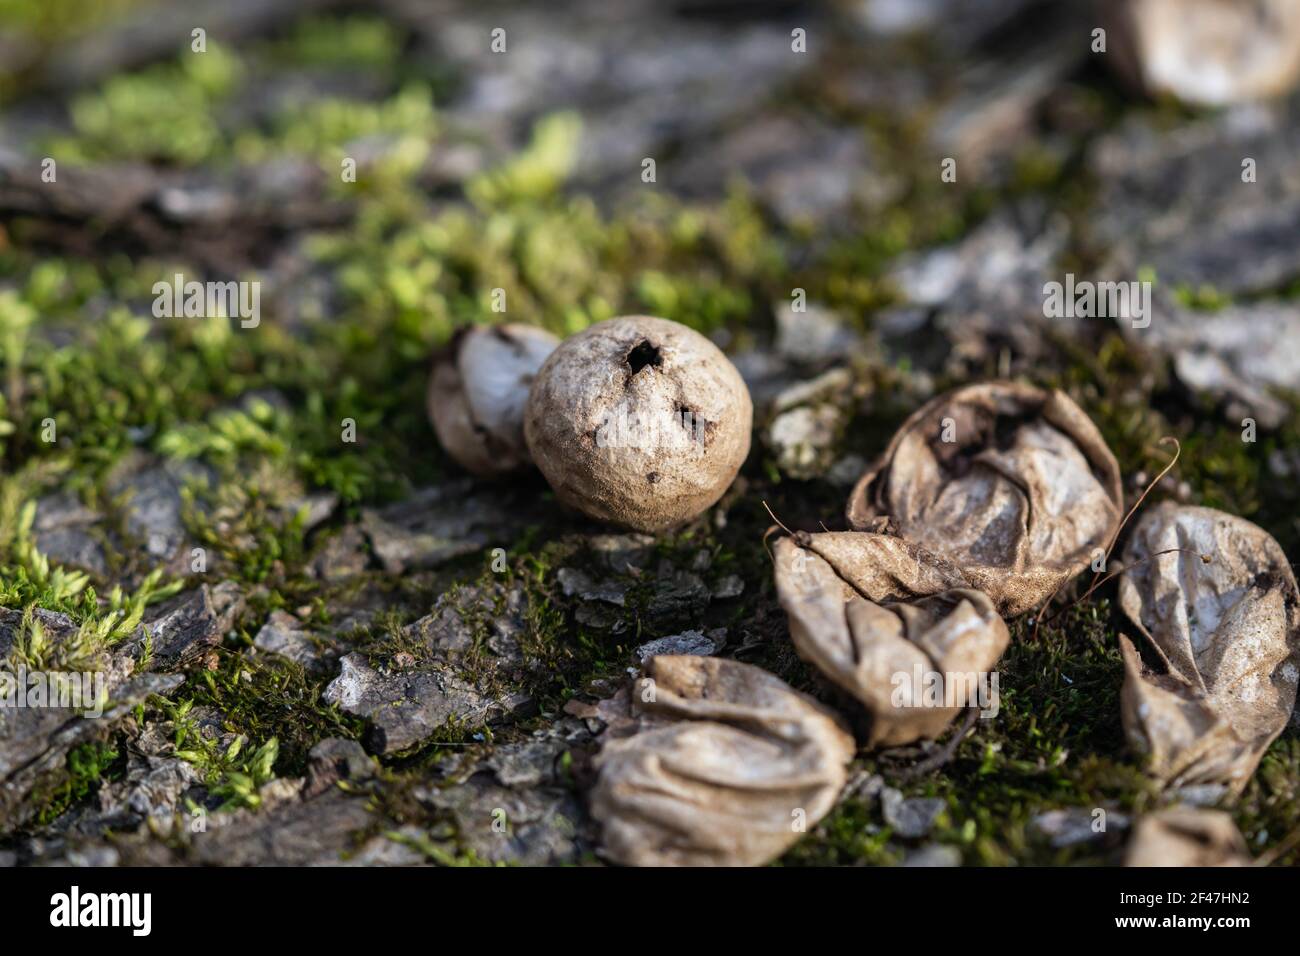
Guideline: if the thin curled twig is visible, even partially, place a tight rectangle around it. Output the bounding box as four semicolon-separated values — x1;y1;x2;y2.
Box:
1031;436;1182;641
894;707;980;780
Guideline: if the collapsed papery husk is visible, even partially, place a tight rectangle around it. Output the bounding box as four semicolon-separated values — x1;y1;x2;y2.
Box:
774;537;1009;747
428;323;558;477
1124;806;1251;867
1118;503;1300;794
589;655;854;866
847;382;1123;617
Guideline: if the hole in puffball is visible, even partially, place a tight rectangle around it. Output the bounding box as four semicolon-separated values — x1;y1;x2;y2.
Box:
626;340;663;374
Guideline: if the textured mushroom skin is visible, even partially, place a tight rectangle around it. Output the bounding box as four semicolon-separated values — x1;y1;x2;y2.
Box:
589;655;854;867
774;537;1009;747
1106;0;1300;106
523;315;752;532
847;381;1122;617
427;323;558;477
1118;503;1300;793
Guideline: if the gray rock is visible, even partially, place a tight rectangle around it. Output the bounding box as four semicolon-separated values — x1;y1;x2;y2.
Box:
1030;807;1131;849
131;585;226;669
711;574;745;600
483;740;567;790
323;653;532;755
1140;300;1300;428
253;610;340;674
766;368;854;480
774;302;861;366
634;628;724;663
585;534;656;574
288;491;338;532
884;207;1069;368
881;787;946;838
930;30;1083;170
415;772;584;866
59;754;201;837
361;481;536;574
106;454;211;568
1089;104;1300;297
304;737;376;798
646;569;711;620
674;114;886;227
902;843;963;867
310;524;371;581
405;580;530;662
186;789;380;866
33;492;109;577
556;567;627;606
342;826;431;866
0;635;182;830
412;0;811;195
575;603;626;631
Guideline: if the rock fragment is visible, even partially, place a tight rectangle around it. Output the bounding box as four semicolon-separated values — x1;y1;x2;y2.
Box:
323;653;531;755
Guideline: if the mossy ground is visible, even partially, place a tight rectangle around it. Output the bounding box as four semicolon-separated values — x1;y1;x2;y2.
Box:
0;5;1297;865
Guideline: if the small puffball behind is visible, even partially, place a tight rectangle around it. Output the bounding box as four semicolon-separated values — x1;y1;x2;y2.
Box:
1107;0;1300;105
428;324;559;477
524;315;752;533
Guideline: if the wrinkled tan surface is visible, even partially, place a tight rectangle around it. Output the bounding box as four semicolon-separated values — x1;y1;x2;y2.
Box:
1107;0;1300;106
524;315;752;532
847;381;1122;617
774;537;1009;747
427;324;558;477
1119;503;1300;793
1124;806;1251;867
589;655;854;866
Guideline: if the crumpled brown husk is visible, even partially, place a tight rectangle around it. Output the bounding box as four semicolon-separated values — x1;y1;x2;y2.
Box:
588;654;855;866
847;382;1123;618
774;537;1009;747
1118;503;1300;793
1124;806;1251;867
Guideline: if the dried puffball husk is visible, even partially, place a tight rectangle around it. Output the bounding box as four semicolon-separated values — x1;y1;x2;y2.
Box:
847;381;1123;617
589;654;854;867
1118;503;1300;794
774;537;1009;747
1124;806;1251;867
427;324;559;477
1105;0;1300;106
523;315;753;533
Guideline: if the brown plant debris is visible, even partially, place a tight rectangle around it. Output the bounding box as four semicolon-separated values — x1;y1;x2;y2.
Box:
588;655;854;866
1118;503;1300;794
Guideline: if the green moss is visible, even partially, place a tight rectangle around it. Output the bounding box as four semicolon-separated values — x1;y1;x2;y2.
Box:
28;741;123;827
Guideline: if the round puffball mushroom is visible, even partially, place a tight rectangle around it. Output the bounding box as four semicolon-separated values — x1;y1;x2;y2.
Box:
428;323;559;477
1106;0;1300;105
524;315;752;533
